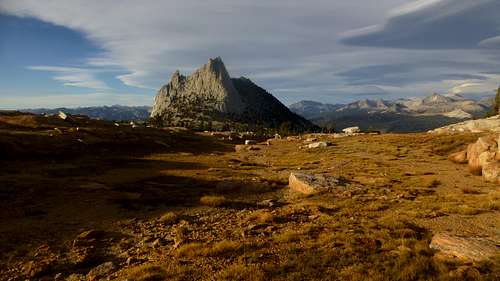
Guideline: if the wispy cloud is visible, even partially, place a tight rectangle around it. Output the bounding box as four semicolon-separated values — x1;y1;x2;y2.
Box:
27;66;110;90
1;0;499;105
0;0;405;90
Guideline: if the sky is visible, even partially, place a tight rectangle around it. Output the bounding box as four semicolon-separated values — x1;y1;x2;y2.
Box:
1;0;500;109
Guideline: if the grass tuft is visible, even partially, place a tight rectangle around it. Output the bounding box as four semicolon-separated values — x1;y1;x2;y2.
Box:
125;265;167;281
200;195;227;207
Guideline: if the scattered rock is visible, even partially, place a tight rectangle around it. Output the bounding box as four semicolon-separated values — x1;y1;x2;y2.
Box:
73;230;105;247
307;142;331;149
247;146;260;151
289;172;346;195
480;152;500;184
467;135;498;174
342;126;360;135
257;199;277;208
448;150;467;164
87;261;116;281
430;233;500;262
65;273;85;281
451;133;500;183
23;260;54;278
58;111;68;120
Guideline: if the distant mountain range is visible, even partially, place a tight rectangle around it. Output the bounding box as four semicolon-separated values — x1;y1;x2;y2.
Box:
24;105;151;121
289;93;494;132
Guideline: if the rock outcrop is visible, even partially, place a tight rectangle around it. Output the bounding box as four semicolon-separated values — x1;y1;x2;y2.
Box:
307;141;331;149
288;172;353;195
449;133;500;183
151;57;316;131
428;115;500;134
448;150;467;164
430;233;500;262
342;126;361;135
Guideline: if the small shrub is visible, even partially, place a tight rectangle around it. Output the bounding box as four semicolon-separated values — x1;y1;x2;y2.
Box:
176;242;205;257
461;187;482;194
274;230;302;243
205;240;241;256
200;195;227;207
159;211;178;224
426;179;441;189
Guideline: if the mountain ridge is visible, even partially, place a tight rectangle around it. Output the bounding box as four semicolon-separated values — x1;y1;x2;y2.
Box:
289;93;493;132
23;105;151;121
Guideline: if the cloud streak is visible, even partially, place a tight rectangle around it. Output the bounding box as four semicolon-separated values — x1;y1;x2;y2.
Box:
27;66;109;90
341;0;500;50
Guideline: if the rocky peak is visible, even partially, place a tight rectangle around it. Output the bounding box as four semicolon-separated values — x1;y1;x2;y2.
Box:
150;57;316;131
206;57;227;76
423;93;452;104
150;57;245;120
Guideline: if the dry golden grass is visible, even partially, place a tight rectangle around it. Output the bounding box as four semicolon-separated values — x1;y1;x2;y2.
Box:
214;263;265;281
199;195;227;207
445;205;484;216
274;229;303;243
125;263;197;281
3;119;500;281
177;240;241;258
125;264;168;281
207;240;241;256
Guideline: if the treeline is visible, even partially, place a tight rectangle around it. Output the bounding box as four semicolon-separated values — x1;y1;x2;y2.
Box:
148;115;323;136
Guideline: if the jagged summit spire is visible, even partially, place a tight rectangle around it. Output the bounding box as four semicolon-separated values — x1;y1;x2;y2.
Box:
204;57;230;80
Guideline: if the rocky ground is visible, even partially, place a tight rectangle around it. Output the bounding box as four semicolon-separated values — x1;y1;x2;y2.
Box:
1;112;499;280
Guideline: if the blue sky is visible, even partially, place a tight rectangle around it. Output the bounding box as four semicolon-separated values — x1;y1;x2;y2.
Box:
1;0;500;109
